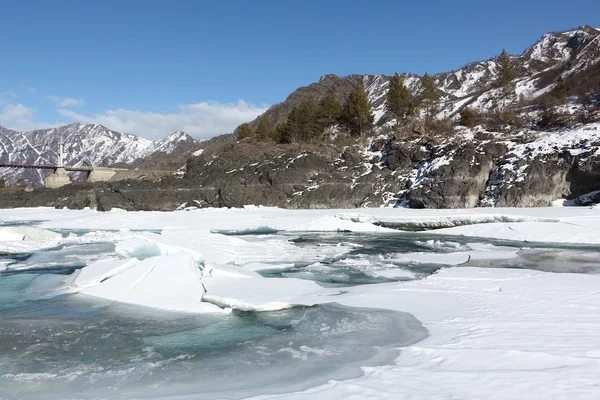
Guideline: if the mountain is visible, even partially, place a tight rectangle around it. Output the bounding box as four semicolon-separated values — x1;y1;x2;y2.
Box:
0;26;599;211
0;123;200;185
249;25;600;129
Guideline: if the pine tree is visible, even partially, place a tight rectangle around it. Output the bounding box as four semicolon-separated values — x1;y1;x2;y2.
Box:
317;95;342;129
280;108;298;144
236;123;253;140
386;73;414;129
459;108;479;127
341;84;374;136
497;49;516;98
549;78;568;102
254;117;273;142
297;96;321;141
420;73;440;120
279;97;322;143
272;123;288;144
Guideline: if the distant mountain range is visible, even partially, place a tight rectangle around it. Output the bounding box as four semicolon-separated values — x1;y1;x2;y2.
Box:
0;123;200;185
251;25;600;128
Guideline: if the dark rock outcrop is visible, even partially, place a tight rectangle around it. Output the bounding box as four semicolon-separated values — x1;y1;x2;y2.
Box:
406;141;508;209
1;125;599;211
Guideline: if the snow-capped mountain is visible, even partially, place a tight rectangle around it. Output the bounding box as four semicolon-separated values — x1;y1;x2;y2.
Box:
148;130;198;156
0;123;199;185
253;25;600;127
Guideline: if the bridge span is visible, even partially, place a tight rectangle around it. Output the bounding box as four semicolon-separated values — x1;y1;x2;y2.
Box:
0;140;173;188
0;163;93;172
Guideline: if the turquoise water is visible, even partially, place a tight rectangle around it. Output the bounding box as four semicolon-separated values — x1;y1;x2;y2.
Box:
0;233;427;400
253;232;600;284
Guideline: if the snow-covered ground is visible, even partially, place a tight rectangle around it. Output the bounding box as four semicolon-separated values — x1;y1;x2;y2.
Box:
248;267;600;400
1;205;598;243
1;206;599;399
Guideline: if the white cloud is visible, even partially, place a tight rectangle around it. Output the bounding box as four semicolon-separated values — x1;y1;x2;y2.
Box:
0;103;65;132
0;103;35;122
2;119;65;132
58;100;269;139
48;96;85;108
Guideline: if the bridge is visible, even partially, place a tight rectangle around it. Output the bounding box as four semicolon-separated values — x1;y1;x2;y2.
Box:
0;140;173;188
0;163;93;172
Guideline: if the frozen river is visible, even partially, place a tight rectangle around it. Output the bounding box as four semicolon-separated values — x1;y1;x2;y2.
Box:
1;207;599;399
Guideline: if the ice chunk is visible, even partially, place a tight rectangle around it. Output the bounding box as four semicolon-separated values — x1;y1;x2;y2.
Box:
392;252;471;265
115;238;166;260
466;243;519;260
210;226;279;235
202;263;261;279
78;253;225;314
138;230;240;265
201;274;327;312
0;227;61;242
369;268;417;279
0;227;62;254
286;216;394;233
67;258;139;289
241;262;296;272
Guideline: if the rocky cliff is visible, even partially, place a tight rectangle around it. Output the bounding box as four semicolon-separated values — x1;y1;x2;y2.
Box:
1;122;598;211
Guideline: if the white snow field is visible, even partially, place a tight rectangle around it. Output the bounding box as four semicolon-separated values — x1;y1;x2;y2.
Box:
0;206;599;399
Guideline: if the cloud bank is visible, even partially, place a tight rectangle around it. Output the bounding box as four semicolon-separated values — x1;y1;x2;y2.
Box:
0;103;66;132
58;100;269;139
0;103;34;121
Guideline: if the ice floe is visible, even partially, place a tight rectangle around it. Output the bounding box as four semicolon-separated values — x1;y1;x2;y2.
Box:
66;230;332;313
71;253;224;314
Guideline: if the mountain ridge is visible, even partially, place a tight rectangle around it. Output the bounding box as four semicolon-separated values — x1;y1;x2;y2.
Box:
0;123;200;185
247;25;600;130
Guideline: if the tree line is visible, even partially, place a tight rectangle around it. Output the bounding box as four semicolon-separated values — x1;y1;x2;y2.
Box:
237;71;445;144
236;48;599;143
236;84;375;144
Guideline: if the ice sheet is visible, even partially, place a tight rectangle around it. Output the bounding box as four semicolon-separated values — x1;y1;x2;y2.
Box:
246;267;600;400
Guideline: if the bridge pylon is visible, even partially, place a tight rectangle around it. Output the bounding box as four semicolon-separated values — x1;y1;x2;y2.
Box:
45;167;71;188
44;138;71;188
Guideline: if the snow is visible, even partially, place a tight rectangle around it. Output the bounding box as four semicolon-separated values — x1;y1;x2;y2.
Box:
387;244;518;265
2;207;600;399
1;206;600;244
74;253;225;314
255;267;600;400
201;274;325;312
510;123;600;160
0;226;62;253
481;123;600;207
0;226;61;242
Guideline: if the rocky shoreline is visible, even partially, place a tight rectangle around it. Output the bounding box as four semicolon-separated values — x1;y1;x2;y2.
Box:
0;124;598;211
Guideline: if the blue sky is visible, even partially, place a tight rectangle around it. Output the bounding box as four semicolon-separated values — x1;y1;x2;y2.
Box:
1;0;598;139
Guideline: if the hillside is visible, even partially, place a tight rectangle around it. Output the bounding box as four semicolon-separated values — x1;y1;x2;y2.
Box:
249;25;600;129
